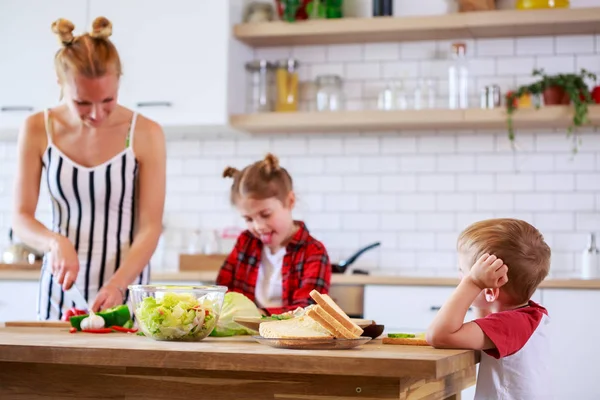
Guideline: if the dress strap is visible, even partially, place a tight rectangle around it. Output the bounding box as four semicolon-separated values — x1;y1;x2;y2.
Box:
125;112;138;148
43;108;54;145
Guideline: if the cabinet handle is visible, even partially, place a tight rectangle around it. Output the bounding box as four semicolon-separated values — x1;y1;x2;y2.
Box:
430;306;473;311
136;101;172;108
1;106;34;112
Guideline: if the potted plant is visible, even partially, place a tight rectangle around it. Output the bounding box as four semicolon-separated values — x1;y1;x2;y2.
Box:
505;68;597;152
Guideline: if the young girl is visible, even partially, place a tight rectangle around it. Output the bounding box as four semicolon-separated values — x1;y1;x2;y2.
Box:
216;153;331;316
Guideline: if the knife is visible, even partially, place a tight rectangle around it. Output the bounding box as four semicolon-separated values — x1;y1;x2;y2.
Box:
65;285;89;311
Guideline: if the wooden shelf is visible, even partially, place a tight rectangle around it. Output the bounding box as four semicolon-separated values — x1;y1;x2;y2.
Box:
229;105;600;134
234;8;600;47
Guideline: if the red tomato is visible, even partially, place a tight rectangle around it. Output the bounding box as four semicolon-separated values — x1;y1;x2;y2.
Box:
62;308;88;321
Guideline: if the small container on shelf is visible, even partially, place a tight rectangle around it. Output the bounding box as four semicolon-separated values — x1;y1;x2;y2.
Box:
315;74;345;112
275;59;300;112
245;60;276;113
516;0;569;9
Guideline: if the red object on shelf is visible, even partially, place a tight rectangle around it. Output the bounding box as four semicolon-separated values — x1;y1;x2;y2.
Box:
275;0;312;21
591;86;600;104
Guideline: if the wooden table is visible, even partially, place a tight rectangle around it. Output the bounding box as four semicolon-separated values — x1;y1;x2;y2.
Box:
0;327;479;399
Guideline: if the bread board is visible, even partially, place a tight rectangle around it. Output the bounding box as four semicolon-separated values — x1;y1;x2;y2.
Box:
253;335;372;350
3;321;70;328
234;316;373;332
382;337;430;346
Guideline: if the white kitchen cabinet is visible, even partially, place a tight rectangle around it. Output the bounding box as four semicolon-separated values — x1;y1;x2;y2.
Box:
88;0;251;135
0;0;88;137
542;289;600;400
0;280;39;322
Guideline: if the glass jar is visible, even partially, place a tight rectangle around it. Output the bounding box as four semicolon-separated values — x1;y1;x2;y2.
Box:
275;59;299;112
516;0;569;9
315;75;345;112
245;60;275;113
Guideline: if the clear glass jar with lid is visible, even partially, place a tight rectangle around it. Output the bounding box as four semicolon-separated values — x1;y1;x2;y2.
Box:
315;74;345;112
275;59;300;112
245;60;276;113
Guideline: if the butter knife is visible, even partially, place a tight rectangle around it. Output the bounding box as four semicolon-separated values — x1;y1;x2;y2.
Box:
65;285;89;311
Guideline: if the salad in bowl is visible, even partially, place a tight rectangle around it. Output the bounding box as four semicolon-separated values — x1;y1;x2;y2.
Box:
128;285;227;341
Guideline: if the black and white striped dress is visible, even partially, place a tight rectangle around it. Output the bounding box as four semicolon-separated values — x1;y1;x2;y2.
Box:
38;109;150;320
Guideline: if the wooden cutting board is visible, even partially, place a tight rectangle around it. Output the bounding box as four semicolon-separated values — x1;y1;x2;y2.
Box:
0;262;42;271
3;321;70;328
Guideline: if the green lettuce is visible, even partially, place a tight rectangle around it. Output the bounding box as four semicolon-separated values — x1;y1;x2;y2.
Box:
136;292;216;340
209;292;262;337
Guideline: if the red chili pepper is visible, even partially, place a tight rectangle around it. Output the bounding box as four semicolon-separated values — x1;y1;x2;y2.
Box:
110;325;138;333
62;307;88;321
69;327;77;334
81;328;114;334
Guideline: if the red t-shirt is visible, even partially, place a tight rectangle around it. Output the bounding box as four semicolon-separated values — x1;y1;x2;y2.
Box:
472;301;552;400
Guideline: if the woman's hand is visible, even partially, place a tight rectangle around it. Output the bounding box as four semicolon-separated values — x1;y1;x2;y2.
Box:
91;283;125;312
50;235;80;291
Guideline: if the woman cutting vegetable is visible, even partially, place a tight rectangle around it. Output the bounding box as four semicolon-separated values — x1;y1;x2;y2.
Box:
11;17;165;320
217;153;332;316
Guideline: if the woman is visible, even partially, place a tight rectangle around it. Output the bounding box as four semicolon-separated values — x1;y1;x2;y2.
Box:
11;16;166;320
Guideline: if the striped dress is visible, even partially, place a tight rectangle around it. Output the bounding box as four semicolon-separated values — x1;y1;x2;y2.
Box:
38;109;150;321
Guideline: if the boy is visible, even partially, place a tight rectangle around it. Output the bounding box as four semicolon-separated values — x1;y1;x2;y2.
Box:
426;218;552;400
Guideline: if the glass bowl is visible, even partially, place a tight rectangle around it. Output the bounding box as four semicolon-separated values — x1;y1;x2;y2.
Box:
128;284;227;341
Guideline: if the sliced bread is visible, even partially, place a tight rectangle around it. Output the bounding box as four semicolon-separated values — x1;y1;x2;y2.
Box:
309;290;363;337
305;305;358;339
258;315;333;339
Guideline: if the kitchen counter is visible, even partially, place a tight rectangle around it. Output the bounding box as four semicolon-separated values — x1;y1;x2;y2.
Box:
0;326;476;400
2;267;600;289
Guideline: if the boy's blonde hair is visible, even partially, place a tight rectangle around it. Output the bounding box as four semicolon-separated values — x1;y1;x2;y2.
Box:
457;218;551;304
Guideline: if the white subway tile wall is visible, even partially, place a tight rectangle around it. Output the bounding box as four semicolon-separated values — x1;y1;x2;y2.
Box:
1;30;599;277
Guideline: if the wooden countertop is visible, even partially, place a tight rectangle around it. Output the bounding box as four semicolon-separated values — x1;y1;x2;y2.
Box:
0;326;476;379
3;267;600;289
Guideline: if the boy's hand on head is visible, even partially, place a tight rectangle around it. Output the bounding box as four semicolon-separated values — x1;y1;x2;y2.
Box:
468;254;508;289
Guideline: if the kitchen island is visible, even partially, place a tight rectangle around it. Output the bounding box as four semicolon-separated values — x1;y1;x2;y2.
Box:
0;326;477;399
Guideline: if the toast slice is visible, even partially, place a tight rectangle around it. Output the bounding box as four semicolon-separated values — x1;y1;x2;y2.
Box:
382;337;430;346
309;290;363;337
305;305;359;339
259;315;333;339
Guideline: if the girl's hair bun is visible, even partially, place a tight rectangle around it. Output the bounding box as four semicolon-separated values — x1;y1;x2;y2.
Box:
51;18;75;46
262;153;280;176
90;16;112;39
222;166;240;179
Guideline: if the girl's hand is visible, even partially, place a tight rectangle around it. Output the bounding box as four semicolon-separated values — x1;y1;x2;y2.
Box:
50;235;80;291
91;283;125;312
468;254;509;290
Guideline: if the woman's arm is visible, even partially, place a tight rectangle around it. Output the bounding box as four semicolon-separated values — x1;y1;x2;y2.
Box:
12;113;80;290
92;117;166;311
12;114;56;251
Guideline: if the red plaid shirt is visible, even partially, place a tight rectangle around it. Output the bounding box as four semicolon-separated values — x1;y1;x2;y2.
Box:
216;221;331;315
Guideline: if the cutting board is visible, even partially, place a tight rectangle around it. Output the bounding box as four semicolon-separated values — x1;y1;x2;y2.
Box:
3;321;70;328
0;262;42;271
233;316;373;332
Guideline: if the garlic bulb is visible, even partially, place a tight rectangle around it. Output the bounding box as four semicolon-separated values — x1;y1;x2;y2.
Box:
80;311;105;330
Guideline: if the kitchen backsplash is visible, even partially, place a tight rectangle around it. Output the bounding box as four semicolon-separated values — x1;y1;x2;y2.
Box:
1;30;599;278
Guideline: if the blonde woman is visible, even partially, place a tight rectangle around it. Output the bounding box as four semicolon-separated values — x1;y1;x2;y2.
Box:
12;17;166;320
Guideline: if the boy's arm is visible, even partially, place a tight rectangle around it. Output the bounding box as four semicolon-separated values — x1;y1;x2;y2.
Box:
426;254;508;350
425;278;495;350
